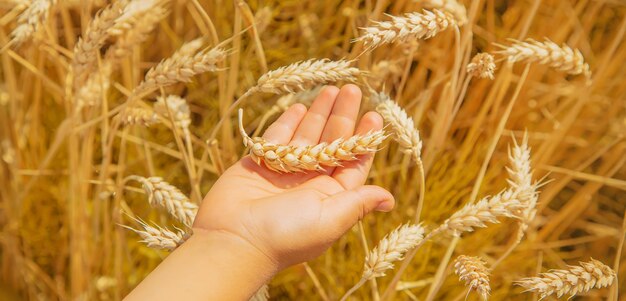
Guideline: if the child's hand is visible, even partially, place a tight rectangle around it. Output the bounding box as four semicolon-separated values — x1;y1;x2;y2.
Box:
194;85;395;270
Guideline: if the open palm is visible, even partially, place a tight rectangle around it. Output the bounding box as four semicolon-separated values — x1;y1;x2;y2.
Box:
194;85;395;268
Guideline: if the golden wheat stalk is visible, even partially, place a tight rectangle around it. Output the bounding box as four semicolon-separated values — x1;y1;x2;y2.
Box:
371;91;423;161
71;0;126;84
123;222;188;251
496;38;590;76
10;0;55;45
355;9;456;50
125;176;198;228
467;53;496;80
454;255;491;300
133;46;226;95
418;0;467;25
255;59;360;94
516;259;616;299
238;109;385;173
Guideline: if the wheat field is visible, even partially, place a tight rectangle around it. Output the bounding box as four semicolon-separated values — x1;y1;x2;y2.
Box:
0;0;625;300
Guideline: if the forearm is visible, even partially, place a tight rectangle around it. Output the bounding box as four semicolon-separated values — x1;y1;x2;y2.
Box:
125;229;278;301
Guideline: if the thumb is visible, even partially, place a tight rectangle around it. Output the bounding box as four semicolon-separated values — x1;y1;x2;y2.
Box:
319;185;395;236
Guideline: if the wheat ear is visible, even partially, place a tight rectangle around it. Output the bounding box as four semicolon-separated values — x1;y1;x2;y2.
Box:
74;63;113;108
238;109;385;173
104;5;169;64
417;0;467;25
72;0;126;84
154;95;191;131
118;106;159;126
340;224;424;301
371;91;423;161
123;222;188;251
516;259;615;299
438;189;524;236
355;9;456;50
467;53;496;80
496;38;590;76
133;46;226;95
255;59;360;94
108;0;163;35
125;176;198;227
10;0;55;45
507;135;539;229
454;255;491;300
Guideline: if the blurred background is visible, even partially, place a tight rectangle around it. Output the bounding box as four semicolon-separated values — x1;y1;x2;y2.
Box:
0;0;625;300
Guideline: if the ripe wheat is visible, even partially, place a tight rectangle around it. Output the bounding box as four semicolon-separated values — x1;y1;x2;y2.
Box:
124;222;188;251
10;0;55;45
119;106;159;126
154;95;191;131
496;38;590;76
238;109;385;173
467;53;496;80
418;0;467;25
516;259;615;299
355;9;456;49
454;255;491;300
133;46;226;95
125;175;198;228
363;223;425;279
255;59;360;94
371;91;423;161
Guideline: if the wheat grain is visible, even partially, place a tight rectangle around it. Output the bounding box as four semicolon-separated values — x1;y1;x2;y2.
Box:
249;284;270;301
74;63;112;108
105;5;169;64
255;59;360;94
363;223;425;279
496;38;590;76
72;0;126;84
10;0;55;45
108;0;163;36
417;0;467;25
239;109;385;173
454;255;490;300
119;106;159;126
506;136;540;240
125;176;198;227
516;259;615;299
124;222;188;251
371;91;423;161
467;53;496;80
154;95;191;131
440;189;524;236
170;37;205;60
133;46;226;95
355;9;456;50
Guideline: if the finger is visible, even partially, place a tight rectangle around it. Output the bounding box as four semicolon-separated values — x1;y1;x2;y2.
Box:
319;185;394;237
289;86;340;146
320;84;362;143
262;103;307;144
332;111;384;189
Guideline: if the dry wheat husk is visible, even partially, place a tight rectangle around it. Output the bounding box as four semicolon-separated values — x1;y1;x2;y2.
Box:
454;255;491;300
154;95;191;131
516;259;616;299
355;9;456;50
238;109;385;173
496;38;590;77
124;221;188;251
249;284;270;301
118;106;159;126
372;91;423;161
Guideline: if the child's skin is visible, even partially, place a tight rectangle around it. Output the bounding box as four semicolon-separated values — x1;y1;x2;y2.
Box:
126;85;395;300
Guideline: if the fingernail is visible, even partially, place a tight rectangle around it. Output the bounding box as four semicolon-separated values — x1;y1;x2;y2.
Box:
375;200;394;212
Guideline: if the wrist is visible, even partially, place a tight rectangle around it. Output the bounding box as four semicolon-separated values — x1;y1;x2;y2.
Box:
189;228;280;278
